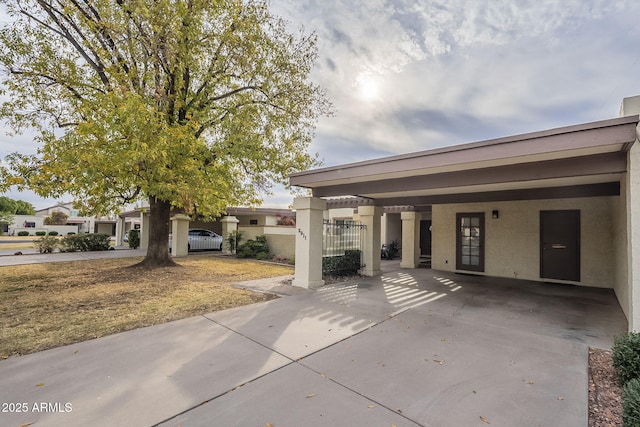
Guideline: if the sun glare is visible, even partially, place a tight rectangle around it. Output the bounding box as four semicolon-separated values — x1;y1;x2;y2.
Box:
356;73;380;101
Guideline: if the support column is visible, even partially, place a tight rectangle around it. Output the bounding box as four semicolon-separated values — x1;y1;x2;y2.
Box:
115;216;125;246
170;214;191;257
293;197;326;289
400;211;421;269
359;205;383;277
627;131;640;331
140;210;150;250
221;216;240;254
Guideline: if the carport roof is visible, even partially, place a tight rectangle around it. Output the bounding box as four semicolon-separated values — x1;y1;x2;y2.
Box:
290;115;640;206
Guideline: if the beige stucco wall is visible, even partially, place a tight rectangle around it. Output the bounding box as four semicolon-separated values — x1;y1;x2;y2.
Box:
626;138;640;330
431;196;617;288
238;225;296;259
613;173;630;322
383;213;402;245
96;223;114;235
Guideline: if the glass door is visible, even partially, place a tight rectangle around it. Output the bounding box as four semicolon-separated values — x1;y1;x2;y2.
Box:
456;213;485;272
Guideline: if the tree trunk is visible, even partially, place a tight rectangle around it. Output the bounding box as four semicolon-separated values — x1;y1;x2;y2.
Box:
135;197;178;268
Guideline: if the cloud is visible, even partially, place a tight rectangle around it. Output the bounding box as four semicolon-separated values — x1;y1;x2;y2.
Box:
3;1;640;210
272;0;640;167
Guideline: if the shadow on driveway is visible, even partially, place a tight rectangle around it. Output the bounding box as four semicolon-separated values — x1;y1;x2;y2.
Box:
0;267;627;427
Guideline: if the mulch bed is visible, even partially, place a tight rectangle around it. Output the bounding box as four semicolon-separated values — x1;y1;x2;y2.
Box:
589;348;623;426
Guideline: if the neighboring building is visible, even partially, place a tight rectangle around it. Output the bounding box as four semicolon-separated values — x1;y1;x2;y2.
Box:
116;206;297;259
290;95;640;332
6;202;116;236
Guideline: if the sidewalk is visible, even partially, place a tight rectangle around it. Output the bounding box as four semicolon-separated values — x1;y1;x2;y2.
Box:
0;247;147;265
0;263;626;426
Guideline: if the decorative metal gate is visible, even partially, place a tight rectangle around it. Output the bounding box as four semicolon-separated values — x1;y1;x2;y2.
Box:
322;219;366;277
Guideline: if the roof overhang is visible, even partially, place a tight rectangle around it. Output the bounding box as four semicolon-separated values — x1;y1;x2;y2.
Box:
290;115;639;206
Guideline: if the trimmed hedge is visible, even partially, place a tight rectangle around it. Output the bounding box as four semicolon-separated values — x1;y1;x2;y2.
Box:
613;332;640;385
35;231;46;236
17;231;30;236
60;233;111;252
47;231;59;236
322;250;361;276
127;229;140;249
623;378;640;427
236;235;270;260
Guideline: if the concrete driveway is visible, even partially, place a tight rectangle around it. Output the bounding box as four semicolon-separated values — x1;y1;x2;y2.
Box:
0;262;627;427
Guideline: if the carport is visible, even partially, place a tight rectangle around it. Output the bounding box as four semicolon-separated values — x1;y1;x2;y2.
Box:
290;98;640;331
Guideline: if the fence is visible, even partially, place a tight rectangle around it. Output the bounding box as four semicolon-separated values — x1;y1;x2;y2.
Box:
322;219;366;277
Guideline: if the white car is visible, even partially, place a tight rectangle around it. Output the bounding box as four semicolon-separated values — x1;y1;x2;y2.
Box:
169;229;223;251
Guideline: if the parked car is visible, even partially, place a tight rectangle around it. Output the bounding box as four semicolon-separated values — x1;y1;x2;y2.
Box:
169;228;223;251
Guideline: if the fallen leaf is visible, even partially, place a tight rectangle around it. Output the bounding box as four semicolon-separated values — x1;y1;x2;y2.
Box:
35;383;45;387
73;349;78;354
306;393;317;399
433;359;444;365
480;415;490;424
367;405;376;409
266;423;274;427
557;396;564;401
396;408;403;413
320;373;327;378
528;381;534;385
18;423;35;427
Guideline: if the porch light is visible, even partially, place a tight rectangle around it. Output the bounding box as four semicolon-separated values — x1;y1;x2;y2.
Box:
492;210;499;219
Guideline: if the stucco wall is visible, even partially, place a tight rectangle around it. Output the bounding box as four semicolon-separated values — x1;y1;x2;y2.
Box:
384;213;402;245
96;223;114;235
613;174;630;321
238;225;296;259
431;196;616;288
626;139;640;330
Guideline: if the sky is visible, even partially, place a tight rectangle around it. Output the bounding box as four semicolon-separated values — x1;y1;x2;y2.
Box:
1;0;640;210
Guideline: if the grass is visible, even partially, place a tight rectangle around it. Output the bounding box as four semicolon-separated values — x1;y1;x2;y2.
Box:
0;235;42;250
0;255;293;358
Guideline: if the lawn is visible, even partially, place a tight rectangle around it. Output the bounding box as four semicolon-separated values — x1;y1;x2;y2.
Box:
0;255;293;358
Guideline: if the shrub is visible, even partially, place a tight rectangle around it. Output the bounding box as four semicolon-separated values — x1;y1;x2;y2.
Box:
34;236;58;253
127;229;140;249
67;232;76;235
276;216;296;226
17;231;30;236
225;230;243;254
322;250;361;276
623;378;640;427
237;235;269;259
61;233;111;252
47;231;59;236
35;231;47;236
613;332;640;385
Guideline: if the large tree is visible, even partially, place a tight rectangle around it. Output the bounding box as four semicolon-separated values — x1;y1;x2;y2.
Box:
0;0;329;267
0;195;35;214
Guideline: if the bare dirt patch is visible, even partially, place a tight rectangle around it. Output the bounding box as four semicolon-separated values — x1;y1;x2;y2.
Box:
589;348;623;427
0;255;292;358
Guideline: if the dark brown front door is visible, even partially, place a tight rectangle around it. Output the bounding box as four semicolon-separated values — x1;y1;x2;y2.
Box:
456;213;484;272
420;220;432;256
540;210;580;281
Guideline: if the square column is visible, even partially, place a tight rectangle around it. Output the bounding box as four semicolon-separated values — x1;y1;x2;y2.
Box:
221;216;240;254
627;133;640;331
140;210;150;250
358;205;383;277
171;214;191;257
115;216;126;246
293;197;326;289
400;211;421;269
